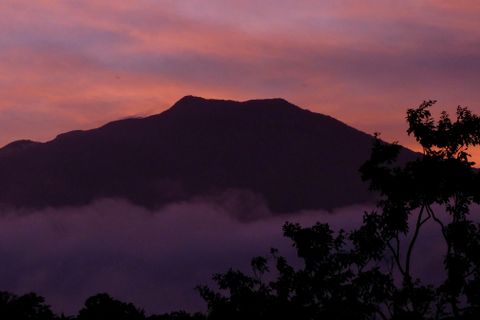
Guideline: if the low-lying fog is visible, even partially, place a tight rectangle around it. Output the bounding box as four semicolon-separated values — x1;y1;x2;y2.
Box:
0;195;449;316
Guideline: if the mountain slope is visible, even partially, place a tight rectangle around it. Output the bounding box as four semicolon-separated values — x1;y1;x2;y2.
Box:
0;96;410;213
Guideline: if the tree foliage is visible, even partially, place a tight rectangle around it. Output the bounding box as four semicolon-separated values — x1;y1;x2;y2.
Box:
0;292;205;320
76;293;145;320
0;291;55;320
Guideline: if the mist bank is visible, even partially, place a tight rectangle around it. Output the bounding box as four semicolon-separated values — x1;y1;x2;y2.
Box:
0;197;454;316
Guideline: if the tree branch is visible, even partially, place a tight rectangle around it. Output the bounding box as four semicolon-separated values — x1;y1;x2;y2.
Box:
405;205;428;280
386;239;405;277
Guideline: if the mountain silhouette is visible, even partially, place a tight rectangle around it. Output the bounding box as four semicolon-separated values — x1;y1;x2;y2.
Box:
0;96;412;213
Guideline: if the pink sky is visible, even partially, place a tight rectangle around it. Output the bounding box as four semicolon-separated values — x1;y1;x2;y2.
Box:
1;1;480;158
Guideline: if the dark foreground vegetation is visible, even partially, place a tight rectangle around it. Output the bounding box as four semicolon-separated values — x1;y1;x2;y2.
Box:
0;291;205;320
2;100;480;319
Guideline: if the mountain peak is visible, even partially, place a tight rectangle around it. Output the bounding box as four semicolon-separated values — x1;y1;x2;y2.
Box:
169;96;303;116
174;95;208;105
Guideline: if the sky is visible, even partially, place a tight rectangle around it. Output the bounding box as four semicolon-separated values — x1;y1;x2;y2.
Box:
2;1;480;314
1;0;480;155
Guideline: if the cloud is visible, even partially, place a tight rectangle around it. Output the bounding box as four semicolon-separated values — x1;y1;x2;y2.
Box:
1;0;480;161
0;194;459;316
0;197;370;315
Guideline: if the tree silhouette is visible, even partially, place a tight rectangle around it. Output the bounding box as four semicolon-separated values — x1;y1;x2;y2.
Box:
0;290;205;319
0;291;55;320
76;293;145;320
198;101;480;319
147;311;206;320
360;100;480;318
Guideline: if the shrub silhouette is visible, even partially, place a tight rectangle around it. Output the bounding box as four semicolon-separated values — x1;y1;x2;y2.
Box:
198;101;480;319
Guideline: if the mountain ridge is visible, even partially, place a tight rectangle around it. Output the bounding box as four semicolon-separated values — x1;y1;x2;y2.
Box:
0;96;412;214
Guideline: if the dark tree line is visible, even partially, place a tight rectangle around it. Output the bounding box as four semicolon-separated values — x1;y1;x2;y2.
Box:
0;291;205;320
2;101;480;319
